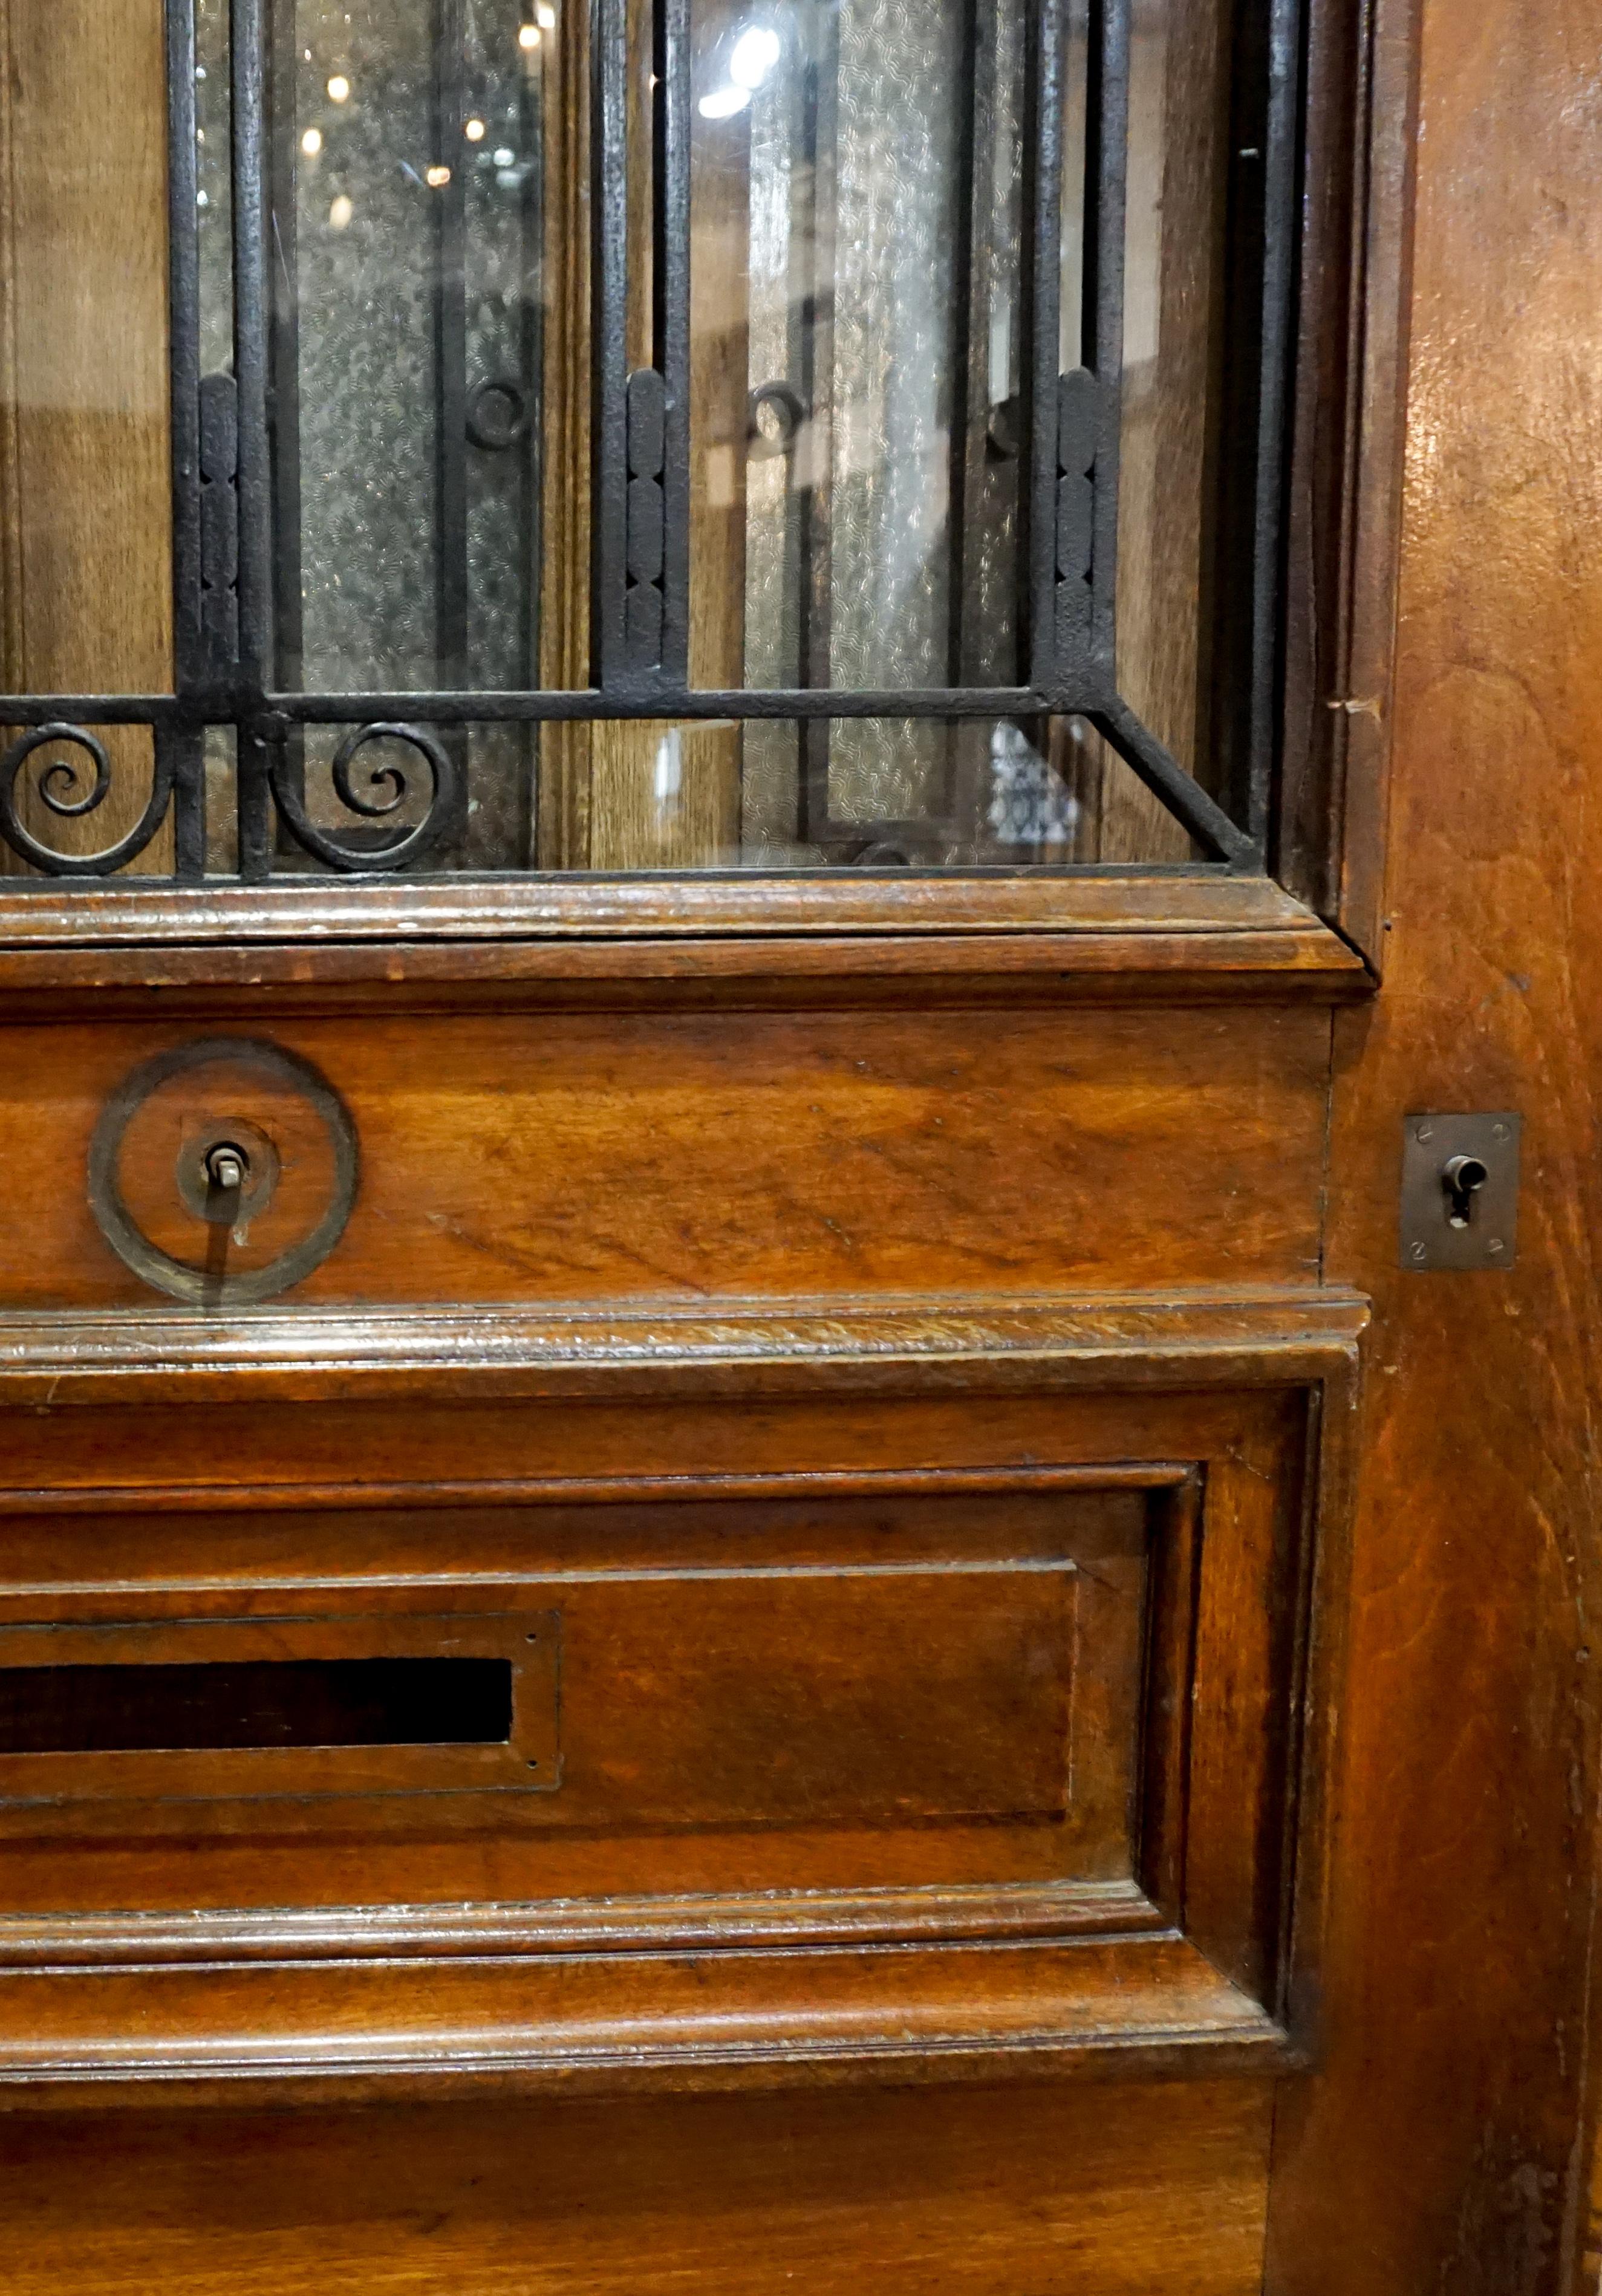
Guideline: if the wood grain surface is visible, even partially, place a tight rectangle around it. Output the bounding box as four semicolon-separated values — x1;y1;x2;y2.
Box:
0;1004;1330;1309
0;1344;1341;2081
1265;0;1602;2285
0;2082;1274;2294
0;0;1596;2277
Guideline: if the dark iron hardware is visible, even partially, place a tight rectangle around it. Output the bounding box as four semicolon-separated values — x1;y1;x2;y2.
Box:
466;376;530;454
0;0;1302;881
1442;1153;1490;1227
1401;1115;1522;1272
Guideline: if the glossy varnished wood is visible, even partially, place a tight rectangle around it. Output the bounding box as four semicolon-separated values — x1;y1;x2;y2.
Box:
0;1299;1358;2105
0;1004;1332;1308
0;2083;1275;2293
2;0;1598;2277
1265;0;1602;2285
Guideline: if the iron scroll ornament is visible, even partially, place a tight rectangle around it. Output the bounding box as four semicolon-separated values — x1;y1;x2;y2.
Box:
0;723;175;877
269;723;460;873
88;1039;358;1307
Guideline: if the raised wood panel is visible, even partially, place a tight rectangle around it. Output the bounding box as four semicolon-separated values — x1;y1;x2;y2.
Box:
0;1483;1145;1901
0;1004;1329;1309
0;1311;1354;2107
0;2083;1274;2294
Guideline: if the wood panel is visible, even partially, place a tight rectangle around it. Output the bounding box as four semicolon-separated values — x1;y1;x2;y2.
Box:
0;1318;1353;2113
0;1004;1329;1309
0;1479;1147;1898
0;2083;1274;2294
1264;0;1602;2283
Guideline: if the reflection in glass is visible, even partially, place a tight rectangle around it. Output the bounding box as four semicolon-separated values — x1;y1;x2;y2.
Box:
0;0;175;875
690;0;1025;837
264;0;548;860
265;715;1129;870
0;0;1276;882
580;715;1193;865
1057;0;1239;862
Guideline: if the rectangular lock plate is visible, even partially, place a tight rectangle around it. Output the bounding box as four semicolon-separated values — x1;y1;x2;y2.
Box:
1400;1112;1521;1270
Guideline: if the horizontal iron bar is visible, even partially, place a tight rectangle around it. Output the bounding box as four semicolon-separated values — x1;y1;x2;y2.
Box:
257;688;1128;724
0;689;1075;724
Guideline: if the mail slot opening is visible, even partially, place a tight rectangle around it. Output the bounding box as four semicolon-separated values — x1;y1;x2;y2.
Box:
0;1657;515;1755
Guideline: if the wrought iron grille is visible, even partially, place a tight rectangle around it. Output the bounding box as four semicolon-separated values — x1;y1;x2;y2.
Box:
0;0;1301;880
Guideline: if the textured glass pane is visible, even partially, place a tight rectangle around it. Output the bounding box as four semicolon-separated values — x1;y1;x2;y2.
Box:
196;0;234;381
689;0;1024;789
273;0;549;695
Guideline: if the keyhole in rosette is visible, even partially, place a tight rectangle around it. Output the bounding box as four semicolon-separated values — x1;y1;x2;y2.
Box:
204;1141;250;1197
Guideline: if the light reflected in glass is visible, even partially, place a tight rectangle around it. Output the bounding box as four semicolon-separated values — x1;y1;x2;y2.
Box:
688;0;1026;807
544;715;1113;870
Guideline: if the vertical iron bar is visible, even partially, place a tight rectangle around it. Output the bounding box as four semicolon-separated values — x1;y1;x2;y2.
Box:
656;0;691;683
232;0;273;873
591;0;631;685
945;0;983;691
168;0;204;698
796;10;838;841
1086;0;1128;684
520;28;544;861
1249;0;1304;847
1020;0;1063;691
434;0;470;692
167;729;208;877
231;0;272;700
267;0;304;695
236;730;273;879
265;0;307;850
939;0;989;835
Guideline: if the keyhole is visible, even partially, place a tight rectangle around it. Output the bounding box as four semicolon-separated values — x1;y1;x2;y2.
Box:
204;1141;250;1195
1442;1153;1489;1228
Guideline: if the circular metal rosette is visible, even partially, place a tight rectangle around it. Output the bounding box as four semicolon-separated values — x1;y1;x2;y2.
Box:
88;1039;358;1309
0;722;174;877
269;721;460;873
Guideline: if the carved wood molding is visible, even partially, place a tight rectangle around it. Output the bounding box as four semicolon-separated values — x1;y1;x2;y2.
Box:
0;1310;1362;2109
0;871;1371;1006
0;1287;1369;1407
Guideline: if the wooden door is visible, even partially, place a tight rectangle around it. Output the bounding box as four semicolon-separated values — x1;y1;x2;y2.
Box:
0;0;1595;2289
